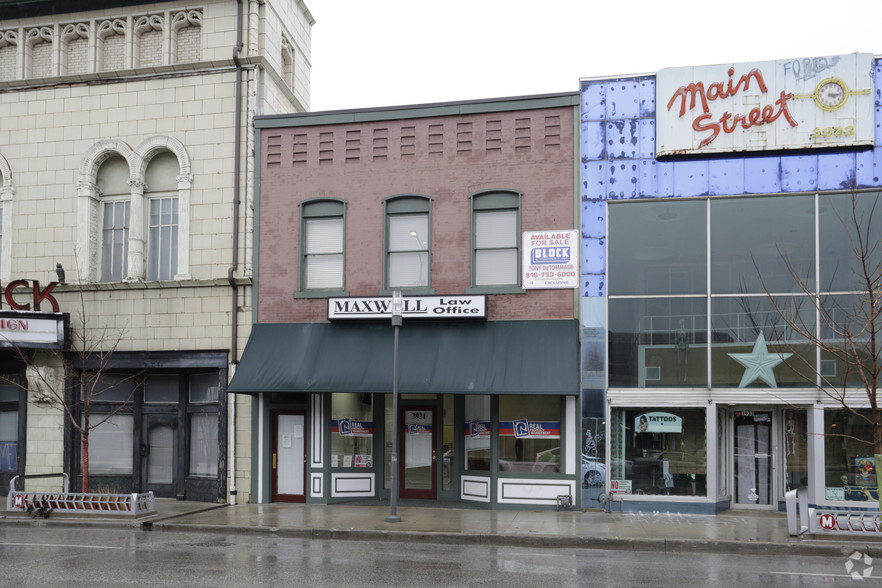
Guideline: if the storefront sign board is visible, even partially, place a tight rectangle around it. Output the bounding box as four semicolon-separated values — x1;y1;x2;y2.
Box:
328;295;486;320
522;230;579;289
635;411;683;434
657;53;874;156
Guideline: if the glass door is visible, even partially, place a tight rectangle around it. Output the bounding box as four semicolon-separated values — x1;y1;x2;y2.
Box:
732;409;774;507
272;411;306;502
141;414;177;498
400;406;437;499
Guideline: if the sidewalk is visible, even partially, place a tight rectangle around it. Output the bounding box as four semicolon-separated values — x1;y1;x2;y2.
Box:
6;499;878;557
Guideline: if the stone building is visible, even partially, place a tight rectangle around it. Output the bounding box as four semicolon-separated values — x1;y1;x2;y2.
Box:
0;0;313;502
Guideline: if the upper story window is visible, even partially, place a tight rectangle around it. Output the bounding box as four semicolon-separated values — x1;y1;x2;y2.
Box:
299;199;346;293
471;190;521;289
78;137;192;284
0;151;12;283
384;196;431;291
97;156;131;282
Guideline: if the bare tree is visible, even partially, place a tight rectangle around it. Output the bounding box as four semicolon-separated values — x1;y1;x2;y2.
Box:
2;285;139;493
757;191;881;509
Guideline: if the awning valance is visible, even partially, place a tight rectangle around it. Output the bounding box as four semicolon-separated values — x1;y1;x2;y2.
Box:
227;320;578;396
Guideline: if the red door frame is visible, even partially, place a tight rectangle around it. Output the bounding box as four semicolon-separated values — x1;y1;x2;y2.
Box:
271;410;306;503
399;405;437;500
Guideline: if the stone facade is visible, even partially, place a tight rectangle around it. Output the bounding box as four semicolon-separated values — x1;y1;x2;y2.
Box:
0;0;314;502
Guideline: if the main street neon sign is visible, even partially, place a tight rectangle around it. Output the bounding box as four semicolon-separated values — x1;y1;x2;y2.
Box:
656;53;874;156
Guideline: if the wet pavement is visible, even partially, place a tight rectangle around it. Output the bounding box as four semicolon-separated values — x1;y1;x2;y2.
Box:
2;499;881;557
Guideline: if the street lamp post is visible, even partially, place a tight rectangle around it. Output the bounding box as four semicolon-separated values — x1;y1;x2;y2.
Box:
386;290;403;523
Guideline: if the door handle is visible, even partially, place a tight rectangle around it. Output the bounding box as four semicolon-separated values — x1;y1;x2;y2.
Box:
141;445;150;457
432;449;436;462
273;453;277;469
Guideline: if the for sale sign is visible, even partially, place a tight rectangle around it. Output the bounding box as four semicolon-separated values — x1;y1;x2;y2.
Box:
522;230;579;289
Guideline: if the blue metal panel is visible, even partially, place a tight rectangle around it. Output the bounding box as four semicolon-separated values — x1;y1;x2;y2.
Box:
581;121;605;160
581;81;605;121
605;80;643;120
605;120;640;160
744;156;783;194
855;149;877;188
582;273;605;298
638;119;655;159
582;161;606;201
581;237;606;276
606;161;638;200
818;153;856;190
708;158;745;196
638;77;655;118
780;155;819;193
581;199;605;239
673;159;709;197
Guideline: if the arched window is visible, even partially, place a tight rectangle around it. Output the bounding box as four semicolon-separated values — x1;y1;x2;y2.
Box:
384;195;432;292
78;137;192;283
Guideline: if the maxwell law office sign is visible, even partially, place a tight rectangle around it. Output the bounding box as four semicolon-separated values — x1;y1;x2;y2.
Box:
328;295;487;320
522;230;579;289
656;53;874;156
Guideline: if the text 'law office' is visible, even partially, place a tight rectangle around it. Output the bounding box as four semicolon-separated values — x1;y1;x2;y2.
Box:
581;53;882;513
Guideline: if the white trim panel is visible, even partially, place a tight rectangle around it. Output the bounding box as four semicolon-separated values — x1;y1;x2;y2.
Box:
461;475;491;503
311;393;324;468
330;473;375;498
497;478;576;505
310;473;323;498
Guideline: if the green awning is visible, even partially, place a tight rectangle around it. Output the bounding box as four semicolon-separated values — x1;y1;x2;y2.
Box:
227;320;578;396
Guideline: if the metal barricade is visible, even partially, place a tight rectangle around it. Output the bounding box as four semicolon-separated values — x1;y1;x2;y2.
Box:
7;474;155;515
810;509;882;536
785;486;809;536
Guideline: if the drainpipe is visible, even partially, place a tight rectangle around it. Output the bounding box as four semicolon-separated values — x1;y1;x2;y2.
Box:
228;0;245;506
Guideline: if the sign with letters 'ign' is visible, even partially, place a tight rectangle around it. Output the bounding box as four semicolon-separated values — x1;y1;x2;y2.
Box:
656;53;874;156
522;230;579;289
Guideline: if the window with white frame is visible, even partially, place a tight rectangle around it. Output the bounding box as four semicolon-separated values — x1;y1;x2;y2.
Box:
472;191;520;287
385;196;431;290
300;200;345;291
97;155;132;283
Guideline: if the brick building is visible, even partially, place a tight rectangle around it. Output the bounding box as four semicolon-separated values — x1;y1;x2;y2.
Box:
230;94;584;509
0;0;313;502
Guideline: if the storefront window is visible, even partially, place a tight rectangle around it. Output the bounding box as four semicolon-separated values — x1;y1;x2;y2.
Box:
189;413;218;476
819;191;881;292
820;295;880;389
0;378;19;473
824;409;878;502
710;195;814;294
783;409;808;492
608;297;707;388
0;410;17;473
608;199;707;296
612;407;707;496
333;393;373;468
464;395;490;471
90;414;134;475
711;296;815;388
498;396;560;473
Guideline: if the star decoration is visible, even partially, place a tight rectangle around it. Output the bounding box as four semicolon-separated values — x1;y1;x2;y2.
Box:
727;332;792;388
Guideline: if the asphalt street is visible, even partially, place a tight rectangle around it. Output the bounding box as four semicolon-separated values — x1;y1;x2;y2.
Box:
0;526;878;587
